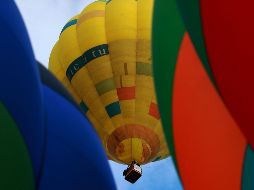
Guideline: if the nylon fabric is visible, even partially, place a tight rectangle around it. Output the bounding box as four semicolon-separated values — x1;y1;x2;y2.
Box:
49;0;168;165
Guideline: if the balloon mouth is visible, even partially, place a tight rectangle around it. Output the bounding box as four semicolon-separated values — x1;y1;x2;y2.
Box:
114;138;152;164
107;124;160;164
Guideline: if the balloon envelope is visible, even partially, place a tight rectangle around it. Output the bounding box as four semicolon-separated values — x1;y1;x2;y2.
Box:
152;0;254;189
49;0;169;165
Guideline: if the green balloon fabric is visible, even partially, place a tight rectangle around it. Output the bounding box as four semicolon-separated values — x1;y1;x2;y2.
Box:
152;0;185;168
0;103;34;190
176;0;214;82
242;146;254;190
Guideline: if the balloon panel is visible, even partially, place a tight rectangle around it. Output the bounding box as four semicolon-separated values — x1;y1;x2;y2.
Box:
0;103;34;190
173;33;246;190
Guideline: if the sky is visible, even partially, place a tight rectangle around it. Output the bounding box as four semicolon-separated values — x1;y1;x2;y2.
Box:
14;1;183;189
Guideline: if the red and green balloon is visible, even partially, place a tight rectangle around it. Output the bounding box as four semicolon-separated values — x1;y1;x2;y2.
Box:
152;0;254;190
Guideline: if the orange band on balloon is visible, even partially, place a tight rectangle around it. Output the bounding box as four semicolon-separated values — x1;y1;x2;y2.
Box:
77;10;105;26
107;124;160;164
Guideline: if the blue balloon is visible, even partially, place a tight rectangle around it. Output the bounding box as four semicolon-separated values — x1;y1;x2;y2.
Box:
0;1;44;181
38;64;116;190
0;1;117;189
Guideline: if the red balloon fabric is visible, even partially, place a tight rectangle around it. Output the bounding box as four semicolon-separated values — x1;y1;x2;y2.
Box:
200;0;254;148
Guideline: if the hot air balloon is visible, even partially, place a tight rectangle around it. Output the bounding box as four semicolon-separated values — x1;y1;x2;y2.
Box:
152;0;254;189
0;1;116;189
49;0;169;182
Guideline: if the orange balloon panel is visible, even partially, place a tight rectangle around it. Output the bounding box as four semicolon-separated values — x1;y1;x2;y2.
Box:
172;33;247;190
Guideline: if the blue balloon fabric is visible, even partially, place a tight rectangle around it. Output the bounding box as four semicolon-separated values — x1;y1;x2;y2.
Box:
0;1;117;189
0;0;44;182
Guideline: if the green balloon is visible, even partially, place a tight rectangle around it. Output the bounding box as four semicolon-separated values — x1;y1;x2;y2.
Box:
0;103;35;190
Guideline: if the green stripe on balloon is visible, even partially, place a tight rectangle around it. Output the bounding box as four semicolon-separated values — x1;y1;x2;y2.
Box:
0;103;35;190
66;44;109;81
80;101;89;114
106;101;121;118
136;62;152;76
152;0;185;173
61;19;77;34
176;0;214;83
96;78;116;96
242;145;254;190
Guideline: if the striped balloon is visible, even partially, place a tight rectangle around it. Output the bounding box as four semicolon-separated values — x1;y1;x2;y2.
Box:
49;0;168;165
153;0;254;190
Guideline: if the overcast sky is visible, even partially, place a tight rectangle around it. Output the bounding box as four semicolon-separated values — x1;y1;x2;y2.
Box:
14;1;183;189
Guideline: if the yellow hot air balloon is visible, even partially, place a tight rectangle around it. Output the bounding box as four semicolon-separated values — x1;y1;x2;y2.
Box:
49;0;168;167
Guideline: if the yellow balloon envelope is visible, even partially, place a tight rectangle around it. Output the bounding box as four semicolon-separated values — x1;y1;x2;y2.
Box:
49;0;168;165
